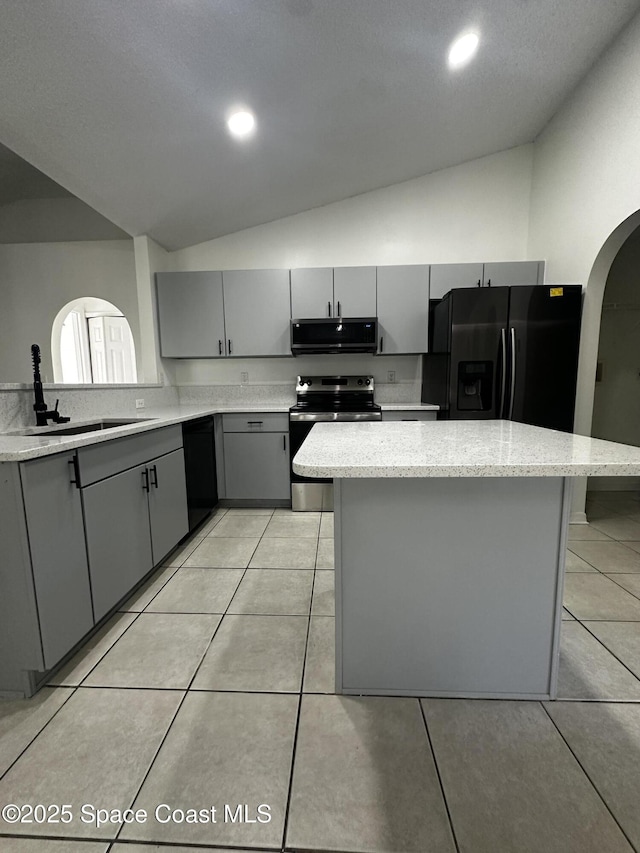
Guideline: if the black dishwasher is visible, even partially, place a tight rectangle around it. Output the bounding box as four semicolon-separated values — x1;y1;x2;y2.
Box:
182;416;218;531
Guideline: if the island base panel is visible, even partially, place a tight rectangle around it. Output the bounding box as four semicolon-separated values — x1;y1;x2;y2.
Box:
334;476;569;699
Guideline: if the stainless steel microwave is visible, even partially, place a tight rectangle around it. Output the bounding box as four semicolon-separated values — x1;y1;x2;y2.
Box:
290;318;378;355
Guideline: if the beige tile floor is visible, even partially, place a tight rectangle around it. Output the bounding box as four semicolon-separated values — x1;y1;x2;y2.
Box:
1;494;640;851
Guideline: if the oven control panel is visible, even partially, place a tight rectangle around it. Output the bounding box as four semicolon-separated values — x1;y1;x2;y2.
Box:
296;375;375;393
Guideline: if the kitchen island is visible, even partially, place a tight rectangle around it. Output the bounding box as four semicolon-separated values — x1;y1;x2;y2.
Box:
293;420;640;700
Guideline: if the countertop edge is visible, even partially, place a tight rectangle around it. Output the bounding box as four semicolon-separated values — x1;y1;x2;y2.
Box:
0;405;291;462
291;421;640;479
292;462;640;478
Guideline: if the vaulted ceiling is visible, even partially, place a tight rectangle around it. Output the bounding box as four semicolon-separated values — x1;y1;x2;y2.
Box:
1;0;638;250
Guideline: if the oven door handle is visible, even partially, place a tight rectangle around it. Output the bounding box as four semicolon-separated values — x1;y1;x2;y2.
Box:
289;412;382;423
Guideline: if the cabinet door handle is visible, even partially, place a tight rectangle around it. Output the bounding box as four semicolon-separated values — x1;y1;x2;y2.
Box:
486;278;491;288
283;434;287;451
247;420;263;427
142;469;150;492
476;279;481;287
68;456;80;488
218;339;223;355
380;336;384;353
228;339;232;354
150;464;158;488
337;300;341;316
328;301;332;317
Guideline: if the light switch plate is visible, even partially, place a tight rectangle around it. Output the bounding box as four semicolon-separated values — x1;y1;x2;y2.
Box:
241;372;249;382
135;399;145;409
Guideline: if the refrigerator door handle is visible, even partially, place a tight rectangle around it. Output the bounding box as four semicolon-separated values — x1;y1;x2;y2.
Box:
508;327;516;420
499;328;507;417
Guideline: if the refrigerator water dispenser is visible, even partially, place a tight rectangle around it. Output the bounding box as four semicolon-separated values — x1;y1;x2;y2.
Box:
457;361;493;411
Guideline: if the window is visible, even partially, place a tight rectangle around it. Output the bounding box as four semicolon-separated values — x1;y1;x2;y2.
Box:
52;298;137;384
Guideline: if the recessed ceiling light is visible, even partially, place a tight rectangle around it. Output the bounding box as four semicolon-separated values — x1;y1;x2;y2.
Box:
448;32;480;69
227;110;256;139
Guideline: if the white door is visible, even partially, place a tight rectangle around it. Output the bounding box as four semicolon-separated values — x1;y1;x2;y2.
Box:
88;316;137;383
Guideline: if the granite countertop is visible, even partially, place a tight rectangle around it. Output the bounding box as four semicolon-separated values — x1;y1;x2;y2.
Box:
0;403;292;462
0;401;439;462
292;420;640;478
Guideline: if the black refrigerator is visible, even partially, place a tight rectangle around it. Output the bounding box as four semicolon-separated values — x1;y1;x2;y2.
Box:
422;285;583;432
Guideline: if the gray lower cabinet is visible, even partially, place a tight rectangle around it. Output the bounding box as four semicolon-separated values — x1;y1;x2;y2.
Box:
148;449;189;565
82;447;189;621
224;432;290;500
82;463;154;622
221;414;290;502
0;428;190;697
376;265;429;353
20;452;94;669
80;427;189;622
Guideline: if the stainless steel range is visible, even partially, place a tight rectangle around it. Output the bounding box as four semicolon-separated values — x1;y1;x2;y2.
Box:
289;375;382;511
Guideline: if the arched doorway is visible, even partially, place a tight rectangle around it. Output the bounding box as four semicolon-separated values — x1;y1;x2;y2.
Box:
573;211;640;519
51;298;138;384
592;227;640;447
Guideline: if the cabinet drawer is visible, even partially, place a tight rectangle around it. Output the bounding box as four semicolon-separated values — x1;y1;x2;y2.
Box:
78;425;183;486
222;413;289;433
381;410;437;421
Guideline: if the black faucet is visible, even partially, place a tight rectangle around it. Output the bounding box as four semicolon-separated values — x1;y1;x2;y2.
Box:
31;344;70;426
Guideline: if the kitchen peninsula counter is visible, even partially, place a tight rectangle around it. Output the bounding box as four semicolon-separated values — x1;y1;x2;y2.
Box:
294;420;640;700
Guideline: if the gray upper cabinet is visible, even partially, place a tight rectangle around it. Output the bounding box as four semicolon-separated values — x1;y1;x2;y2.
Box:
291;268;334;318
156;262;545;357
429;261;544;299
20;452;94;668
376;265;429;354
482;261;544;288
333;266;377;316
156;271;226;357
147;448;189;565
222;269;291;356
429;263;483;299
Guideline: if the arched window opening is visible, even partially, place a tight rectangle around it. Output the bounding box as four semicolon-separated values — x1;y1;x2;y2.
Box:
52;298;137;384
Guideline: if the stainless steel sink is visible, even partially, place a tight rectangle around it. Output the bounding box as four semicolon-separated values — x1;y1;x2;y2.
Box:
15;418;157;436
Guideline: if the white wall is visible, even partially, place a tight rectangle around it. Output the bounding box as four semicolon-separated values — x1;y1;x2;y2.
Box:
529;8;640;431
133;235;176;385
169;144;534;389
527;7;640;505
0;197;129;243
0;240;139;382
173;145;534;271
